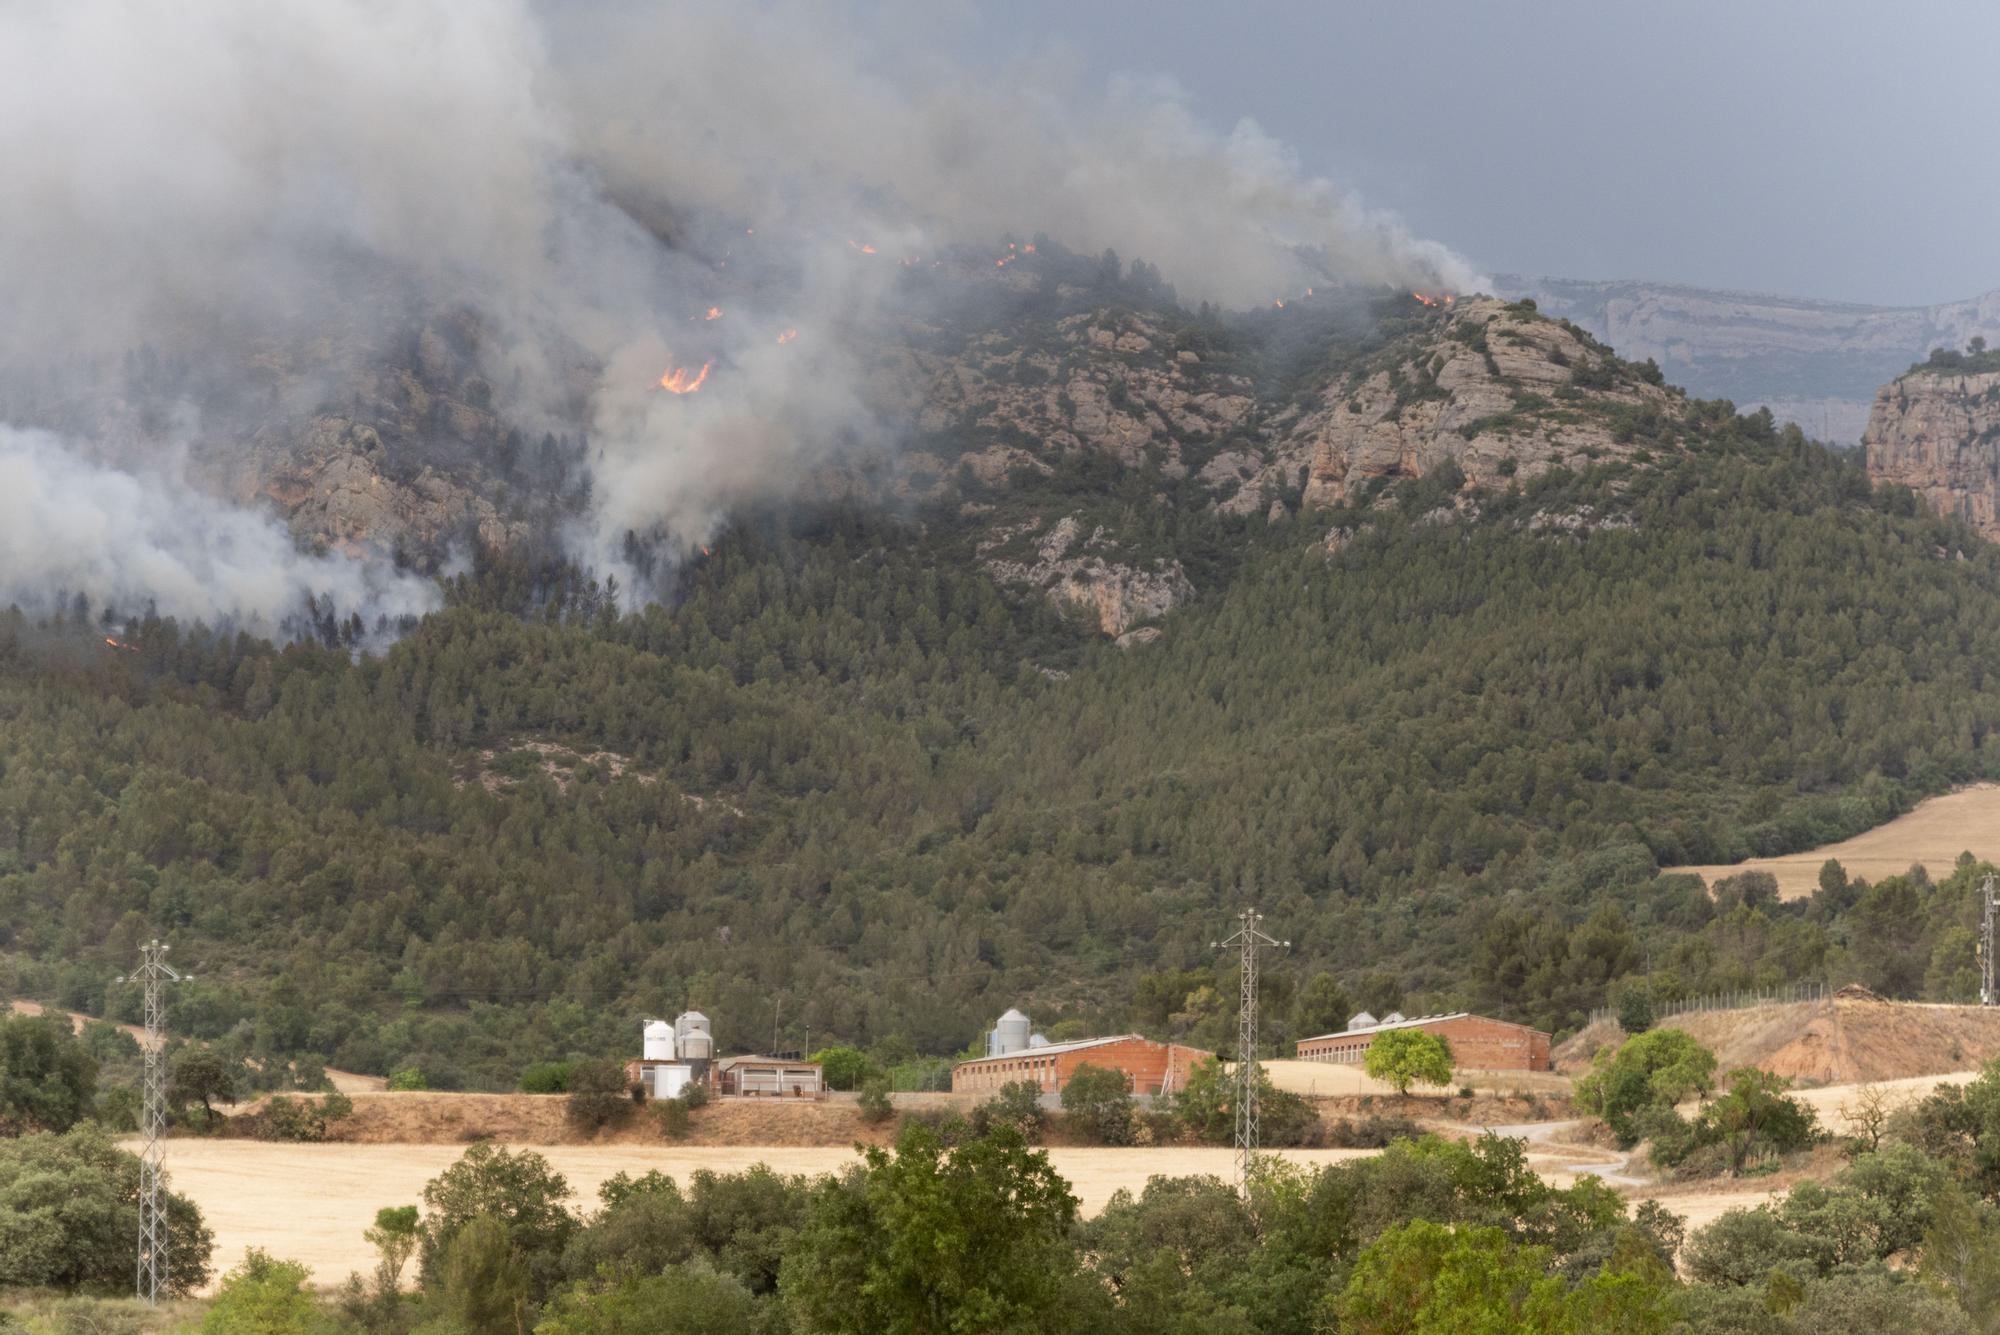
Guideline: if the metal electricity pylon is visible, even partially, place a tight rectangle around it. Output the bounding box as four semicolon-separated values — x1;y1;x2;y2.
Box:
117;940;190;1303
1213;908;1287;1193
1981;875;1998;1007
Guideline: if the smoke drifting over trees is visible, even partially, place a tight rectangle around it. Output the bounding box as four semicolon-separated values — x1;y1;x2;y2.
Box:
0;426;439;635
0;0;1478;628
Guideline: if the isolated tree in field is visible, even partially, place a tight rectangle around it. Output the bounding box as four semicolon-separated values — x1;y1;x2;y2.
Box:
1364;1030;1454;1096
0;1011;97;1134
169;1046;238;1126
1061;1063;1136;1144
364;1204;420;1293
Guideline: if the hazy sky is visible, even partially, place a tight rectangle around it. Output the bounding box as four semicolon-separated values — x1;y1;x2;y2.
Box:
956;1;2000;307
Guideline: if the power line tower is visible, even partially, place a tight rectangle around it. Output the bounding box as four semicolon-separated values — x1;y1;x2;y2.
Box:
1213;908;1287;1193
1981;875;1998;1007
117;939;190;1303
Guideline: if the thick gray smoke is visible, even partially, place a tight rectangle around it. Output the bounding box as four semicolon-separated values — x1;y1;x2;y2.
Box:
0;0;1480;628
0;426;439;633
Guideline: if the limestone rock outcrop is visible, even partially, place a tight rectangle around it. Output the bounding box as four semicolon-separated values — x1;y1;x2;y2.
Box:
1863;365;2000;539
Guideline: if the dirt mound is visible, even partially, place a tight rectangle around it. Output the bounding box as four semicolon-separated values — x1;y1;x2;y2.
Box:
1559;998;2000;1086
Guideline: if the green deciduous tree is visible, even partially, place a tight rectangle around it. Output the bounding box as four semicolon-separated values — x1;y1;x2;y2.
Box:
1363;1030;1454;1096
780;1120;1103;1334
1059;1063;1135;1145
0;1011;97;1134
535;1259;766;1335
169;1047;239;1126
364;1204;420;1293
1575;1028;1717;1146
202;1249;334;1334
419;1143;576;1297
0;1124;214;1295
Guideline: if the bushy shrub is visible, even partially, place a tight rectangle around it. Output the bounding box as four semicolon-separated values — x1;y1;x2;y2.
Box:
252;1095;328;1142
1575;1029;1717;1147
1325;1113;1426;1149
566;1059;636;1133
1060;1064;1135;1145
857;1078;894;1125
972;1080;1047;1141
387;1067;427;1092
520;1060;573;1094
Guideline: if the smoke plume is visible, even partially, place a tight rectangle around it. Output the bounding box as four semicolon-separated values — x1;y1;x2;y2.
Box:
0;0;1481;629
0;426;439;634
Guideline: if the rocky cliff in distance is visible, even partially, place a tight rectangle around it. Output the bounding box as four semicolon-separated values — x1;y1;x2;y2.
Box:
1504;276;2000;444
1863;354;2000;539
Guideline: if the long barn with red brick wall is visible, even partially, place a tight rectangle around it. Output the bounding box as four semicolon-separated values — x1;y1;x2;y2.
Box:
1295;1011;1551;1071
951;1034;1212;1096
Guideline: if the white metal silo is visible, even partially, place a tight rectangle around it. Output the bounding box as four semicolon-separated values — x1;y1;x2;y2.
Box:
676;1010;714;1060
643;1019;676;1061
994;1008;1030;1056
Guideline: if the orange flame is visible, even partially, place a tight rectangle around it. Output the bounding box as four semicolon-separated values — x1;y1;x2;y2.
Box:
700;545;712;557
1272;298;1285;309
658;361;714;394
703;306;722;321
776;328;798;344
1410;291;1457;308
103;636;136;652
847;240;877;255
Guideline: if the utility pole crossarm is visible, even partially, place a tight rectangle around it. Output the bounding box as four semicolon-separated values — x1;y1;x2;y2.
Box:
1212;908;1289;1195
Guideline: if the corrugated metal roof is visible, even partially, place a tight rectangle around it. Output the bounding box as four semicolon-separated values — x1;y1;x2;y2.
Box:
1299;1012;1473;1043
955;1033;1144;1066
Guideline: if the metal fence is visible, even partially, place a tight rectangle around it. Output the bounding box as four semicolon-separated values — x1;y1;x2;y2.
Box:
1585;979;1834;1029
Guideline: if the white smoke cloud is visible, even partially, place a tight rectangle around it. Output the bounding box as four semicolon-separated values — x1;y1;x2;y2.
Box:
0;0;1482;625
0;425;439;633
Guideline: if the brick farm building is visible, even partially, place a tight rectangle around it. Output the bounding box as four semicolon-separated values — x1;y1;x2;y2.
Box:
1295;1011;1552;1071
951;1034;1212;1096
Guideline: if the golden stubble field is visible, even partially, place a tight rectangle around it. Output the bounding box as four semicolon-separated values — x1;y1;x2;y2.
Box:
1668;782;2000;899
148;1141;1379;1290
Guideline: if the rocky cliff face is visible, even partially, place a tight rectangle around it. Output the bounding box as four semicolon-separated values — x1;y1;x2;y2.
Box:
1863;364;2000;538
2;272;1701;640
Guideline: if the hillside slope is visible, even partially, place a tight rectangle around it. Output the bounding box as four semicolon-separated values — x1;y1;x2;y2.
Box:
8;309;2000;1090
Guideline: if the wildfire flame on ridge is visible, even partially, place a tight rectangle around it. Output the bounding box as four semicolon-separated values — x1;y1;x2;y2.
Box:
1410;291;1457;308
103;636;136;652
776;328;798;344
703;306;723;321
658;361;714;394
846;240;877;255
